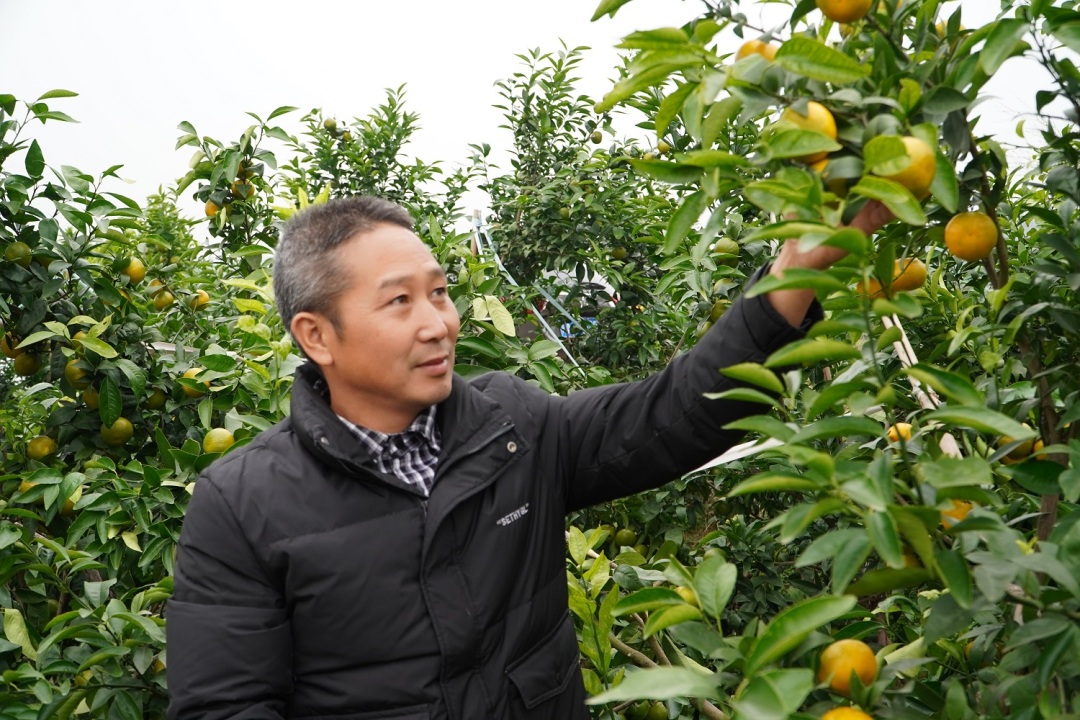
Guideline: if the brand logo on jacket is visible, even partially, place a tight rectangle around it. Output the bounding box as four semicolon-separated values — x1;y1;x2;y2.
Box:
496;503;529;527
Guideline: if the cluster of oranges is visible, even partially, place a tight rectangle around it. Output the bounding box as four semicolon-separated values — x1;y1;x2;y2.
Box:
817;638;878;719
732;4;1000;301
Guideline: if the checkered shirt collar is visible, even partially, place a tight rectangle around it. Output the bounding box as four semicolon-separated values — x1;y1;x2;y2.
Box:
336;406;441;495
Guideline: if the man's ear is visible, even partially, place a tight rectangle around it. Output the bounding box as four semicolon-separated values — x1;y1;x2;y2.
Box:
290;312;335;367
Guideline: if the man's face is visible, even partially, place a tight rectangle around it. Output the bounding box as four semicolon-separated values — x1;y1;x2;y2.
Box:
317;224;460;431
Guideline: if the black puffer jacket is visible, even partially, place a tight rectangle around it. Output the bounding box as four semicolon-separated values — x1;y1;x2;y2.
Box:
166;280;816;720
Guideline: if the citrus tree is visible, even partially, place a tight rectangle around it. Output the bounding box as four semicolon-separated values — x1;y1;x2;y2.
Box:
565;1;1080;719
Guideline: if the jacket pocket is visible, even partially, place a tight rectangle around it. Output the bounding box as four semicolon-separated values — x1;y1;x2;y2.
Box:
505;612;579;710
292;705;429;720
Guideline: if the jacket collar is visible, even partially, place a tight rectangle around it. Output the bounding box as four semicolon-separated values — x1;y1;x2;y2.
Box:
289;362;512;487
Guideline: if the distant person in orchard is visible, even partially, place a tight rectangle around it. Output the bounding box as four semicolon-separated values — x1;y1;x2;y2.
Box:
166;195;892;719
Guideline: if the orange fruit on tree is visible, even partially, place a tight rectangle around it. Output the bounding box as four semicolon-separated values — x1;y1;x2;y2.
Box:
82;386;100;410
674;586;699;607
64;358;92;390
120;258;146;284
230;179;255;199
205;200;221;218
153;290;176;311
188;289;211;309
821;708;874;720
818;639;878;695
780;101;837;163
1;332;24;358
13;352;41;376
100;417;134;447
811;158;850;198
887;422;912;442
816;0;873;23
891;258;927;292
146;278;167;297
27;435;58;461
4;241;33;268
145;387;168;409
855;277;883;298
203;427;236;454
181;368;209;398
941;499;973;525
736;39;779;62
944;211;998;261
877;136;935;199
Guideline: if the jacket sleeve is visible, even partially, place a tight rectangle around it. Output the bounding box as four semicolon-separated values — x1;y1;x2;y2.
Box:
549;266;820;511
166;474;293;720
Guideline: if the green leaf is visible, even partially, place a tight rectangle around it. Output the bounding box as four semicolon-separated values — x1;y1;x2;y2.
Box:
114;358;146;402
923;407;1035;439
37;88;79;101
919;456;993;489
585;666;720;703
24;139;45;178
921;86;971;114
764;338;861;368
846;567;934;596
935;548;972;608
695;557;737;621
674;150;749;169
456;336;502;360
568;526;589;565
702;387;780;407
3;608;37;660
643;603;703;638
484;296;515;336
865;511;904;568
774;36;870;84
267;105;299;121
788;416;884;445
764;129;842;160
724;415;795;441
631;159;705;185
744;595;857;676
744;269;850;297
979;19;1029;75
98;375;123;428
862;135;908;176
656;82;697;137
79;336;118;359
663;190;709;254
613;587;685;616
903;363;984;406
596;64;686;112
718;362;783;394
733;668;815;720
728;472;822;497
201;354;239;373
930;150;960;213
850;177;927;226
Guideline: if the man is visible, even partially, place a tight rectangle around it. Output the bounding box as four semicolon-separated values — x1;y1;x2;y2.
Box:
166;195;891;719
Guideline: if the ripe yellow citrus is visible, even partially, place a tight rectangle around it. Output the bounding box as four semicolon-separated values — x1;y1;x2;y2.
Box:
13;352;41;376
675;586;699;607
816;0;873;23
231;180;255;199
100;417;134;447
64;359;92;389
818;639;878;695
998;426;1035;462
145;387;167;409
121;258;146;284
656;140;672;154
944;212;998;261
4;242;33;268
879;136;935;199
203;428;236;454
821;708;874;720
811;158;850;198
780;102;837;163
736;39;779;62
82;386;100;409
188;289;211;310
181;368;209;398
153;291;176;311
887;422;912;442
28;435;58;460
1;332;24;358
941;499;973;525
891;258;927;292
205;200;221;218
147;278;166;297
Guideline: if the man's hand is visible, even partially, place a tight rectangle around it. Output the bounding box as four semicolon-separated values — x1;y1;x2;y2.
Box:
766;200;894;327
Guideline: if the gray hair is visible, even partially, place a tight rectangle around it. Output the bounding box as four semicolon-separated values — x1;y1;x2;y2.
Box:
273;196;414;332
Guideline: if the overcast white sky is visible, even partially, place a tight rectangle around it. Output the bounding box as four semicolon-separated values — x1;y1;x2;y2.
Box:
1;1;1054;220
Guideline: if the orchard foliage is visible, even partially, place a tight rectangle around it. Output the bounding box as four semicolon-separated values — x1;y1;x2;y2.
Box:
0;0;1079;718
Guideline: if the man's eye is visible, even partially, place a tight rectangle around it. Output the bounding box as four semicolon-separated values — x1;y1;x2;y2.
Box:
391;295;408;305
433;287;447;297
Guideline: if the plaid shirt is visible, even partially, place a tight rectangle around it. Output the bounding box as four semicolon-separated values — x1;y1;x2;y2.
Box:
337;406;441;496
